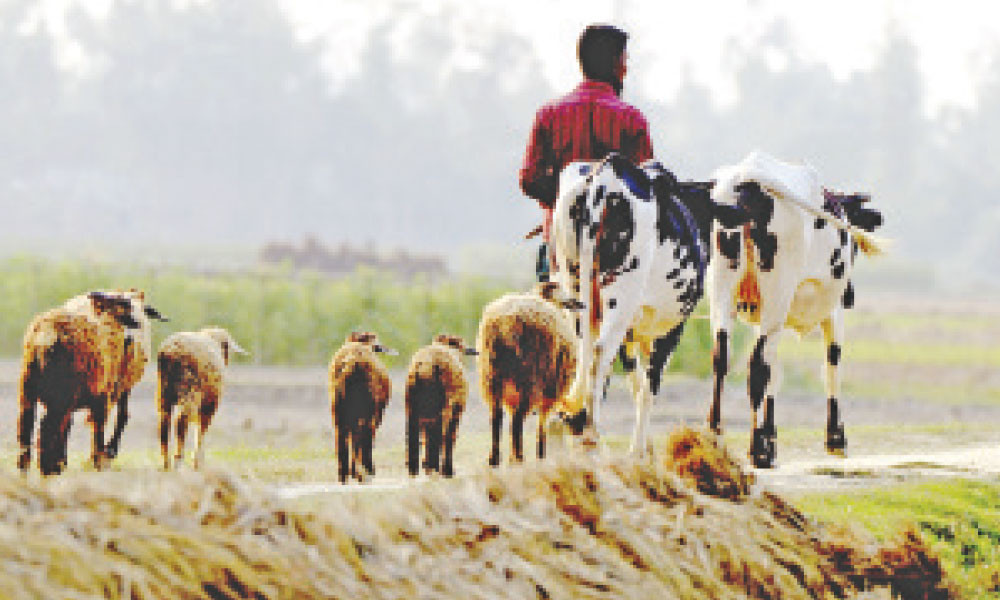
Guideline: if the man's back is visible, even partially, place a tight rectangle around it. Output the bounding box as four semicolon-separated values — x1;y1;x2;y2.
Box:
520;80;653;207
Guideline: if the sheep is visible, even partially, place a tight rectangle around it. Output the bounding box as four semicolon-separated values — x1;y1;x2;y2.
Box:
404;334;477;478
156;327;246;470
18;291;142;475
476;281;578;467
328;331;396;483
64;288;168;460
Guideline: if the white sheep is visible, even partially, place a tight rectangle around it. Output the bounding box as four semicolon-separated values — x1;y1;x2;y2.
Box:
404;334;477;477
475;282;578;466
329;331;395;483
18;291;142;475
156;327;246;470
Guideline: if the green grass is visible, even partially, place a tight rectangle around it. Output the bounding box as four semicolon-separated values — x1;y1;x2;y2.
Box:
796;479;1000;598
0;256;731;375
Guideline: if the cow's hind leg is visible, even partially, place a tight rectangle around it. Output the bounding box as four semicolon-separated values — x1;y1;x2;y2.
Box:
748;331;782;468
821;314;847;455
635;324;686;455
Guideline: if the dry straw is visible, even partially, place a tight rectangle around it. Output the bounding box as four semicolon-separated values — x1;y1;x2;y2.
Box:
0;427;951;599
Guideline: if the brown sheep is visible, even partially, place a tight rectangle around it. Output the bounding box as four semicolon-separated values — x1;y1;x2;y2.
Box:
329;331;395;483
18;291;141;475
65;288;168;460
157;327;246;470
404;334;477;478
476;282;578;467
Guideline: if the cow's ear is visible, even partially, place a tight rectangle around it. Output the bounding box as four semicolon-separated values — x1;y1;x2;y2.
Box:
713;203;751;228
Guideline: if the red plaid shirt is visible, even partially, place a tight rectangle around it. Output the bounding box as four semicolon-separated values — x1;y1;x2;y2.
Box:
520;79;654;208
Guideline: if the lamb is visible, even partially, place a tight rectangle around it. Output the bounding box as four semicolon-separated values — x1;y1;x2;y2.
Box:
156;327;246;470
328;331;396;483
64;288;167;460
18;291;142;475
476;281;578;467
404;334;477;478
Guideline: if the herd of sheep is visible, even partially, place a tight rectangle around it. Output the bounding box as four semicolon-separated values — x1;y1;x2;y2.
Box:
16;281;580;481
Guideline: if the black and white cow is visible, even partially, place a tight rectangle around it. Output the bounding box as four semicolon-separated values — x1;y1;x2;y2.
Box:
706;151;884;468
550;153;748;453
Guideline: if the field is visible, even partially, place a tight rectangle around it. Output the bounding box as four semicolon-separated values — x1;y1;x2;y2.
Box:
2;260;999;597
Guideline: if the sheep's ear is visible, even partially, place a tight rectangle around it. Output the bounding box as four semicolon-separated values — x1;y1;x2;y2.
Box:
560;299;585;311
463;347;479;356
373;344;398;356
144;305;168;322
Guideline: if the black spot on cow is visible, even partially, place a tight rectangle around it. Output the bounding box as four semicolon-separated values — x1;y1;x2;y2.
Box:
832;261;845;280
647;324;684;395
569;193;591;246
608;298;617;309
592;184;606;208
629;256;640;272
736;182;778;271
830;248;841;266
827;343;841;366
716;230;740;268
814;218;826;229
748;336;770;411
753;230;778;271
839;229;848;246
851;239;859;260
665;267;680;280
595;192;635;273
843;202;883;232
842;280;855;308
618;345;636;373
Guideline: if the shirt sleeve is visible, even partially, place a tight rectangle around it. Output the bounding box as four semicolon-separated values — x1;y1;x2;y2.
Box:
519;108;558;208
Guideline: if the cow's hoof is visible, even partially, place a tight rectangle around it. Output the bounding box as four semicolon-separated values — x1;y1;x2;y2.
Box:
750;430;776;469
826;425;847;456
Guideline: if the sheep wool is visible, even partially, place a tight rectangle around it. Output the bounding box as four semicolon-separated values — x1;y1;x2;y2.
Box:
329;332;393;483
18;291;140;475
157;327;244;470
476;282;577;466
405;334;474;478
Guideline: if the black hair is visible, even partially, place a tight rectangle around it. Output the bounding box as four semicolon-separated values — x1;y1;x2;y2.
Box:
577;24;628;95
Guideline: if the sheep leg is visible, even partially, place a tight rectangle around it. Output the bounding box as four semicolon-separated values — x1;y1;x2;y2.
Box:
361;421;375;478
406;412;420;477
89;400;109;471
510;395;530;463
536;411;547;460
39;408;69;476
159;405;173;470
424;417;442;474
104;391;130;460
193;402;217;470
335;424;349;484
17;396;36;473
175;411;189;467
488;402;503;468
442;409;461;478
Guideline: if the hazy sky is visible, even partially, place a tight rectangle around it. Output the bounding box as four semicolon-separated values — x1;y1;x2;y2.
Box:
22;0;1000;115
279;0;1000;116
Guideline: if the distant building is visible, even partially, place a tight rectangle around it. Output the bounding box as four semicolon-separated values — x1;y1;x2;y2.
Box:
259;236;447;280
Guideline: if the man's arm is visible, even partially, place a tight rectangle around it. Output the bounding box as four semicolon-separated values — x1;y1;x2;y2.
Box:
519;110;558;208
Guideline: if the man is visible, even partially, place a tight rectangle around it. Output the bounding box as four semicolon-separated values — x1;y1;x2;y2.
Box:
520;24;654;281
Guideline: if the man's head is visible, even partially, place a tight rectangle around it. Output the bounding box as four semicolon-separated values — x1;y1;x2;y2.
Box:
577;24;628;94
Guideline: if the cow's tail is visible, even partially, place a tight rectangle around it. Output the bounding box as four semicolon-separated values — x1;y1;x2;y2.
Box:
767;185;889;257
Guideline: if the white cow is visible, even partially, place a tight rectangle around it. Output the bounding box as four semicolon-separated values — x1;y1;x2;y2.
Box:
551;153;749;453
706;151;884;468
